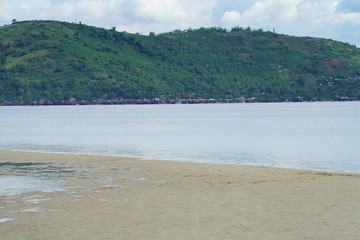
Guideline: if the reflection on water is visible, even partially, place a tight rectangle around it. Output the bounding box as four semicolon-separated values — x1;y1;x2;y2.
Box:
1;102;359;173
0;218;15;223
0;176;64;196
0;162;76;178
0;162;72;196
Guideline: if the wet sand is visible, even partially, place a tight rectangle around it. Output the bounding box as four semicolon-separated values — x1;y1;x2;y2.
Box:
1;150;360;240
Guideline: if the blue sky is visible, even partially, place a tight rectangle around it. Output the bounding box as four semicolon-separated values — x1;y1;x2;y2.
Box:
1;0;359;46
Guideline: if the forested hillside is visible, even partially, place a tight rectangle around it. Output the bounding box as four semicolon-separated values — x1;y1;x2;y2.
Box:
1;20;360;104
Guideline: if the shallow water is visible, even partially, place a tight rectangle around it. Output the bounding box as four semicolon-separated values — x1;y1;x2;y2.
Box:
0;176;63;196
0;162;70;196
1;102;359;173
0;218;15;223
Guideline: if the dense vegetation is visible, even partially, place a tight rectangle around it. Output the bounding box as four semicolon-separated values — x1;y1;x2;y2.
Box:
1;20;360;104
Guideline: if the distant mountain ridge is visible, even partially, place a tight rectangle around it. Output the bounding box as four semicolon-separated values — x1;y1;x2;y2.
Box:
0;20;359;104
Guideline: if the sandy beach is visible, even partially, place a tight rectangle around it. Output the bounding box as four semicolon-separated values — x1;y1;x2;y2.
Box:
1;150;360;240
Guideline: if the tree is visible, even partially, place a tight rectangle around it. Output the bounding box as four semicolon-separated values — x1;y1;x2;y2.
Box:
0;56;6;65
12;19;17;24
231;26;243;32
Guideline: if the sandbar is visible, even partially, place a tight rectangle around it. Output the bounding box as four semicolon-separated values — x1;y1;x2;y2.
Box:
1;150;360;240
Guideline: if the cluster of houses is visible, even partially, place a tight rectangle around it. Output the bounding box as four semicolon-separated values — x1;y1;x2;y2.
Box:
2;74;360;106
1;97;258;106
2;98;248;106
1;95;358;106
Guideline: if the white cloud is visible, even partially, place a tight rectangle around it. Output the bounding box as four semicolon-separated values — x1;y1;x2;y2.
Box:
221;10;241;23
3;0;216;33
0;0;52;20
55;2;76;17
54;0;124;21
105;0;217;34
20;4;32;13
337;12;360;23
0;0;359;46
124;0;216;32
219;0;360;45
130;0;187;22
221;0;303;27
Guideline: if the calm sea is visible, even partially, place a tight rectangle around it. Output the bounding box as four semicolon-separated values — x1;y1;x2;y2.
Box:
1;102;359;173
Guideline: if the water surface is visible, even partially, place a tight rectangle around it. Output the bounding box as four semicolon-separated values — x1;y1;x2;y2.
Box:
1;102;359;173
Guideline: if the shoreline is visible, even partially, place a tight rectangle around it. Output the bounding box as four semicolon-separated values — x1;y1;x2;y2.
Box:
2;149;359;175
1;150;360;239
2;99;360;106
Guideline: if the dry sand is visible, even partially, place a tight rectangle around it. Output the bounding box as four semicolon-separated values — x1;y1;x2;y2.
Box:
0;150;360;240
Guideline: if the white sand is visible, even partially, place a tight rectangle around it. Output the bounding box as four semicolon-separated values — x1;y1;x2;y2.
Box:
1;150;360;240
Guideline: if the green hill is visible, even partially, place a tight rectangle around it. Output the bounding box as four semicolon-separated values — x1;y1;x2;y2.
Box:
1;20;360;104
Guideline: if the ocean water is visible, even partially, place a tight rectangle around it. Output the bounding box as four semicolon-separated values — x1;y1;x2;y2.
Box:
0;102;359;173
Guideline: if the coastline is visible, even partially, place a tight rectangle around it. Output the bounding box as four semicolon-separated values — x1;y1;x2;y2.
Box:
1;98;359;106
1;150;360;239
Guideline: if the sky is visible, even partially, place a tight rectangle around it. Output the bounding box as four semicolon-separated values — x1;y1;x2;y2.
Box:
1;0;360;46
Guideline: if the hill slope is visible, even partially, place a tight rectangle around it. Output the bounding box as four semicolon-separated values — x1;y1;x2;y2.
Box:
1;20;360;104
